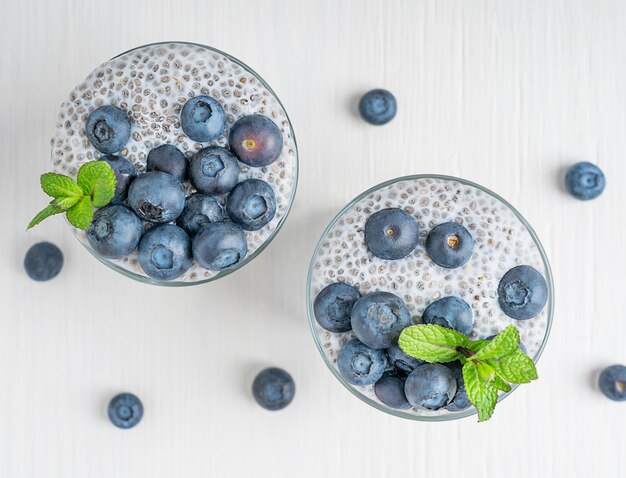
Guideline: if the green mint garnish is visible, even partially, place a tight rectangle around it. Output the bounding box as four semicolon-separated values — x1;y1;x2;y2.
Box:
398;324;538;422
28;161;116;231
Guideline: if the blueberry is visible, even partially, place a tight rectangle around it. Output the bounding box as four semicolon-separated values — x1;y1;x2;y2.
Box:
337;339;388;386
497;265;548;320
24;242;63;281
252;367;295;411
176;194;225;236
422;296;474;336
374;372;411;409
147;144;188;183
228;114;283;167
485;334;527;354
444;361;472;411
101;155;137;203
192;221;248;271
425;222;474;269
358;89;397;125
189;146;240;196
128;172;185;223
386;345;425;376
85;105;131;154
226;179;276;231
138;224;192;280
87;204;142;259
598;365;626;401
180;96;225;142
565;162;606;200
364;208;419;260
351;291;412;349
313;282;361;333
405;363;457;410
108;393;143;429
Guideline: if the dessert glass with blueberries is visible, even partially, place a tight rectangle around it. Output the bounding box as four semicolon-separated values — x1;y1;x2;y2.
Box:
50;42;298;285
307;175;554;421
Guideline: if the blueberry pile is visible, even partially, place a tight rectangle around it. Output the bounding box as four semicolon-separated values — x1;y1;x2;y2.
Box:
82;99;283;281
314;210;549;413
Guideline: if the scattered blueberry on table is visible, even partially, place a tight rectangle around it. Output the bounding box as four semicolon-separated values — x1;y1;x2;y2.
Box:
565;162;606;200
24;242;63;281
108;393;143;429
252;367;295;411
358;89;397;125
599;365;626;401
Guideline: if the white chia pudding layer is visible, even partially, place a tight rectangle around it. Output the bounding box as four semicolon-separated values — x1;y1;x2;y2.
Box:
308;177;551;417
51;42;297;283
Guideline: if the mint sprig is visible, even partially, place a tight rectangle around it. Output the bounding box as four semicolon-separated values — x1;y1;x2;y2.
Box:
28;161;116;230
398;324;538;422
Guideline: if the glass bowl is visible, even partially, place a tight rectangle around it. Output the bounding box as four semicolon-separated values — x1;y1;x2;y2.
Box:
306;174;554;421
51;41;298;286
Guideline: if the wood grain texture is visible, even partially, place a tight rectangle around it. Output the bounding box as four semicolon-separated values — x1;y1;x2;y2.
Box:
2;0;626;476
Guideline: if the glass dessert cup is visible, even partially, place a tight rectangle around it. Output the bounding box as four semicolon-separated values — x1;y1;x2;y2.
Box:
51;42;298;286
306;174;554;421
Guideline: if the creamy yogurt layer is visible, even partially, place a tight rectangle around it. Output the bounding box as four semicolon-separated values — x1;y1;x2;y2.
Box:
308;176;551;418
51;42;297;283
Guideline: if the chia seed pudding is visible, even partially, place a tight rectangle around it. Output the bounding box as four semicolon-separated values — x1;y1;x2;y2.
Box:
307;175;553;419
51;42;298;284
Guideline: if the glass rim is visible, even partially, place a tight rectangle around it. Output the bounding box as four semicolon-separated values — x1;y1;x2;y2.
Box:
305;173;554;421
63;41;299;287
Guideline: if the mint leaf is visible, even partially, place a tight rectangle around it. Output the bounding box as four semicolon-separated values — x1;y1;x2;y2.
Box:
77;161;116;207
40;173;83;198
66;196;93;230
53;196;81;210
492;374;512;393
467;339;490;353
475;325;520;360
27;201;65;229
399;325;469;363
486;349;538;384
463;361;498;422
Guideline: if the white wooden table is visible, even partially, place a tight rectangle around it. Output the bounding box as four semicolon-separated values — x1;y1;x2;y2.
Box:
2;0;626;476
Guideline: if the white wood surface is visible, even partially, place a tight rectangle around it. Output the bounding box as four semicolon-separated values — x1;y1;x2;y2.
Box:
2;0;626;476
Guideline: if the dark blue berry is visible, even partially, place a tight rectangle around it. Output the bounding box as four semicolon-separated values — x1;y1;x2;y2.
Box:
101;155;137;203
425;222;474;269
85;106;131;154
386;345;425;376
108;393;143;429
147;144;188;182
405;364;457;410
337;339;387;386
189;146;240;196
128;172;185;223
87;204;142;259
444;361;472;411
599;365;626;401
138;224;192;281
374;372;411;409
364;208;419;260
180;96;225;142
351;291;412;349
192;221;248;271
226;179;276;231
176;194;224;236
497;265;548;320
24;242;63;281
313;282;361;333
252;367;295;411
229;114;283;167
565;162;606;200
422;296;474;336
358;89;397;125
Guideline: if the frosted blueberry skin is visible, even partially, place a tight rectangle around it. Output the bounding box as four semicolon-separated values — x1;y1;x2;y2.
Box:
350;291;412;349
444;361;471;411
422;296;474;336
85;105;131;154
386;345;425;376
229;114;283;167
192;221;248;271
425;222;474;269
189;146;240;196
252;367;295;411
24;242;63;281
108;393;143;429
374;372;411;409
87;204;142;259
226;179;277;231
180;96;225;142
127;171;185;224
337;339;388;386
358;89;397;125
313;282;361;333
565;162;606;200
176;194;225;237
138;224;192;281
364;208;419;260
497;265;548;320
146;144;188;183
101;155;137;203
599;365;626;401
405;363;457;410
